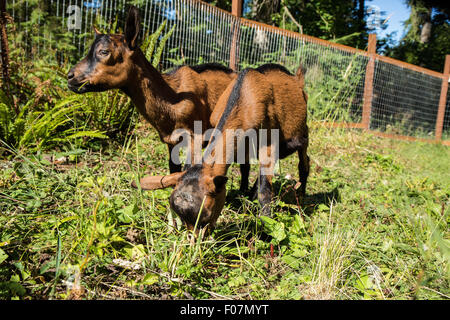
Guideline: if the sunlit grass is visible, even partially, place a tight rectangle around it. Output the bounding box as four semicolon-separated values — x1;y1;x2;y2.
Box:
0;121;449;300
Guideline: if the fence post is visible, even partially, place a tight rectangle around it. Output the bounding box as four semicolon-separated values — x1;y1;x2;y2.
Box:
435;55;450;141
229;0;242;71
362;33;376;129
232;0;243;16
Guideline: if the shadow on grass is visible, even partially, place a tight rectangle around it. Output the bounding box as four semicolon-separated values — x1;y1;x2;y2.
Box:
216;178;340;242
226;177;340;216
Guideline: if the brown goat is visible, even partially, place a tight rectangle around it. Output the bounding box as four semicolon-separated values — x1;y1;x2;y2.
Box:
67;6;236;178
156;64;310;232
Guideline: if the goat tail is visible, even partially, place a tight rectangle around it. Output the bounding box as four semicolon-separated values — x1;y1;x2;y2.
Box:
295;64;306;88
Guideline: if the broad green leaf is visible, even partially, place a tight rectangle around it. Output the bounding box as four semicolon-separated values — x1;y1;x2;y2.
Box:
0;248;8;264
118;203;139;224
260;216;286;242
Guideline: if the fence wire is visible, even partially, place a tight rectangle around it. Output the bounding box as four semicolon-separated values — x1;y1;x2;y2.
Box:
5;0;450;142
371;60;443;137
445;90;450;140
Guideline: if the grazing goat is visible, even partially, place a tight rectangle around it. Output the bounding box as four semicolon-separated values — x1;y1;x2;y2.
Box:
156;64;310;232
67;6;236;177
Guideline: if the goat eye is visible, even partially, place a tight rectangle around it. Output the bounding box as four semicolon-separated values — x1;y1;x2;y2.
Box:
99;50;109;56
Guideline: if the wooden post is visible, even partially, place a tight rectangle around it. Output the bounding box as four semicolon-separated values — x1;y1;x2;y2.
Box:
362;33;376;129
435;55;450;141
229;0;242;71
232;0;243;16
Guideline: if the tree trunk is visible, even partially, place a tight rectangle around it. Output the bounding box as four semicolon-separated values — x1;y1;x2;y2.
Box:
0;0;17;114
358;0;365;23
420;6;432;43
249;0;280;25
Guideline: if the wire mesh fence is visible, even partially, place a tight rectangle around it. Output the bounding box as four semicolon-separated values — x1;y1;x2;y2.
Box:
445;90;450;140
371;59;443;138
3;0;450;144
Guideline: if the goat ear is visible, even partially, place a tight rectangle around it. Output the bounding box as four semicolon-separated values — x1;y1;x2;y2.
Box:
131;171;184;190
124;6;140;50
213;176;228;192
93;25;102;36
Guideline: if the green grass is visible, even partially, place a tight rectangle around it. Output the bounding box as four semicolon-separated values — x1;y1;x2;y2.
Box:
0;122;449;300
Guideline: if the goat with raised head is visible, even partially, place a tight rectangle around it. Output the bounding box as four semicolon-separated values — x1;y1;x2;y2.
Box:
67;6;236;179
156;64;310;232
